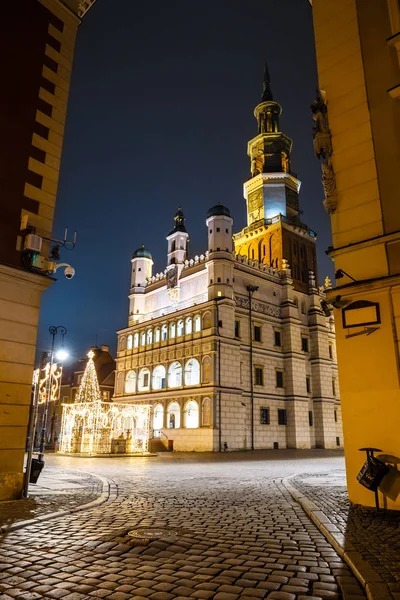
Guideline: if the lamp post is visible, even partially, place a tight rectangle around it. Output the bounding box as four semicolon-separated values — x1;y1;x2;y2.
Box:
24;326;67;496
246;285;259;451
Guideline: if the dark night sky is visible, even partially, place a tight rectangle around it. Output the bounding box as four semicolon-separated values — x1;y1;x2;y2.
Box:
37;0;333;361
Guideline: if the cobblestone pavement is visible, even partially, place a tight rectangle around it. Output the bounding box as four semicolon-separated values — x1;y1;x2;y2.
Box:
0;464;103;529
0;450;366;600
291;470;400;598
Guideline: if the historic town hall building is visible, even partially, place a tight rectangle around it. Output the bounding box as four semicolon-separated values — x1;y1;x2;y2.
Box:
113;66;343;452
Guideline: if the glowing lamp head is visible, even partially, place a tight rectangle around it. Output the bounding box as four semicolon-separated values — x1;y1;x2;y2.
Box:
55;348;69;361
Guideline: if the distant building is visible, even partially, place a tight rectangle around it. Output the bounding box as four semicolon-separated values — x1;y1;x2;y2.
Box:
114;68;343;452
0;0;97;499
46;345;115;445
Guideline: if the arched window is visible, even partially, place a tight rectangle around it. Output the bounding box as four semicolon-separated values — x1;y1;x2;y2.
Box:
153;403;164;430
140;331;146;346
184;400;199;428
184;358;200;385
133;333;139;348
177;320;184;336
202;356;212;383
202;398;211;426
154;327;160;342
147;329;153;345
125;370;137;394
127;334;133;350
161;324;168;340
167;402;180;428
202;312;212;329
170;322;176;338
186;317;192;334
120;336;126;351
138;367;150;391
168;361;182;387
171;240;176;252
194;315;201;332
116;371;124;395
152;365;166;390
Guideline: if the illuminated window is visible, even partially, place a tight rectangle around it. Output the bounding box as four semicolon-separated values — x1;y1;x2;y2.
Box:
147;329;153;345
167;402;180;428
194;315;201;332
133;333;139;348
217;291;222;297
140;332;146;346
177;320;184;336
168;362;182;387
154;328;160;342
184;358;200;385
127;335;133;350
152;365;166;390
161;325;168;340
138;368;150;391
170;323;176;338
102;390;110;401
184;400;199;428
185;317;192;334
153;403;164;430
125;370;137;394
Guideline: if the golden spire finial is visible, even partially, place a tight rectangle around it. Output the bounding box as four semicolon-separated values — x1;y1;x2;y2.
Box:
87;349;95;359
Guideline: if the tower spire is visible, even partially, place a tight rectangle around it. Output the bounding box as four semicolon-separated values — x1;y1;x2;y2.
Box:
261;60;273;102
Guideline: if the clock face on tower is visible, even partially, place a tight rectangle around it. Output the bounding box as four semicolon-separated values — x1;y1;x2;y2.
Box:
248;190;263;224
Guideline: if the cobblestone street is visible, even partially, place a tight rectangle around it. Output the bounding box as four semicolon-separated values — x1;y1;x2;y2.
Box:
0;451;365;600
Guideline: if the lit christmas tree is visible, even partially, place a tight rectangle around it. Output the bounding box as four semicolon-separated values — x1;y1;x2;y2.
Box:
75;350;101;403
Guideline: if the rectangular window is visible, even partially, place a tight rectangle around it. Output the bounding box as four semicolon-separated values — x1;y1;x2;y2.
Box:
102;391;110;401
329;344;333;359
254;366;264;386
254;325;262;342
260;407;270;424
234;320;240;338
301;336;309;352
143;373;149;387
306;376;311;394
278;409;287;425
216;227;220;232
334;409;338;423
40;76;56;95
276;370;284;388
30;145;46;164
274;330;281;347
33;121;50;140
43;54;58;73
47;34;61;53
26;170;43;189
332;379;336;396
308;411;313;426
37;97;53;117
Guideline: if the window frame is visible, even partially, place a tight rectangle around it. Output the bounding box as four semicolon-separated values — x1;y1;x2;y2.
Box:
278;408;287;426
254;365;264;386
275;369;284;388
260;407;270;425
301;336;309;353
254;324;262;343
274;330;281;347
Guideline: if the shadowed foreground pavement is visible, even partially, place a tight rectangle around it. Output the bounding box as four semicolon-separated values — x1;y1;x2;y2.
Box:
0;450;365;600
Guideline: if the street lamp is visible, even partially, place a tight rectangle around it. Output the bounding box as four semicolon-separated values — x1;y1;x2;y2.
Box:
246;285;259;451
24;326;68;495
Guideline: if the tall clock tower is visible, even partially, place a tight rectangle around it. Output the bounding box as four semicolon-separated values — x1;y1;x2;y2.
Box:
233;63;318;292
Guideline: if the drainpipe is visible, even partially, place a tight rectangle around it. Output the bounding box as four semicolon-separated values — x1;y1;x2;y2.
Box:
246;285;259;451
215;299;222;452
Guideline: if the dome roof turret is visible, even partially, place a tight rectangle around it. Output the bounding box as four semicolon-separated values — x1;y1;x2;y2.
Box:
206;203;231;219
132;245;152;260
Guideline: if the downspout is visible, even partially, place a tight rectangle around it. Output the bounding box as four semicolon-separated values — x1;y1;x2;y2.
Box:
215;299;222;452
246;285;259;451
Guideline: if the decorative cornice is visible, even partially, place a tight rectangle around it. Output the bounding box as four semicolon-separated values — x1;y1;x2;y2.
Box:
78;0;97;17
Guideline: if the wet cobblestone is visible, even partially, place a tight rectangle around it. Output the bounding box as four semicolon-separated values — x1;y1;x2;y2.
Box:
0;452;366;599
291;471;400;590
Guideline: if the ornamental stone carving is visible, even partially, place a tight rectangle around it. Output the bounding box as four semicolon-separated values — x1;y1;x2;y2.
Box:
311;90;337;214
235;294;280;317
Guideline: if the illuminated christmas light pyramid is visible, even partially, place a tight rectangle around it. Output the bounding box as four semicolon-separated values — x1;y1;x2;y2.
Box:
75;350;101;403
59;349;150;455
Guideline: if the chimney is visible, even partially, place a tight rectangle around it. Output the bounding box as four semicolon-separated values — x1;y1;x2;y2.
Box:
100;345;109;352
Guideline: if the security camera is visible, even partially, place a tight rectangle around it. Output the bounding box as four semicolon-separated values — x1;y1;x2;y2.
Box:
53;262;75;280
64;266;75;279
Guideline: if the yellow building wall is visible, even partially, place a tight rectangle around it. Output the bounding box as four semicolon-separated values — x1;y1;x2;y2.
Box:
312;0;400;508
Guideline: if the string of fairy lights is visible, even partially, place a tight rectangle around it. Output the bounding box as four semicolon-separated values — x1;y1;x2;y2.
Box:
59;350;151;455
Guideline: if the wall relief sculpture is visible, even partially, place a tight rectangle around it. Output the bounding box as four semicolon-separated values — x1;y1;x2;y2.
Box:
311;90;337;214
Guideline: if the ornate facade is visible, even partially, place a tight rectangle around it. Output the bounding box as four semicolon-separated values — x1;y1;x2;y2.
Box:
114;67;343;452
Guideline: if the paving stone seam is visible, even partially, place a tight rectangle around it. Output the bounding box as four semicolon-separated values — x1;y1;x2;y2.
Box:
282;476;393;600
0;471;113;537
